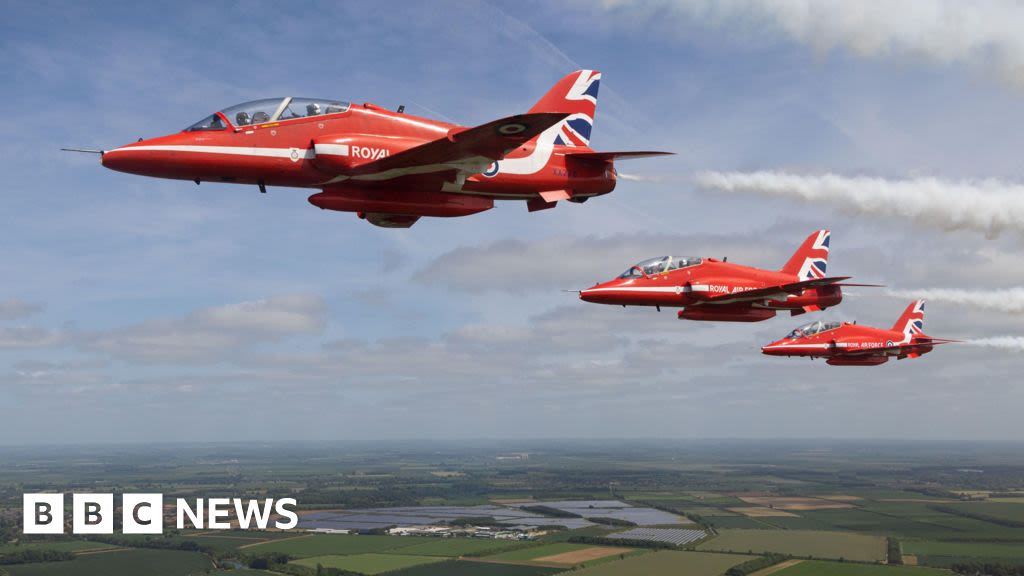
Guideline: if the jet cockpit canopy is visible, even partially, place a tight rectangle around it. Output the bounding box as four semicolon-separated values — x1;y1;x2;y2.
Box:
618;256;703;278
185;97;351;131
786;320;841;339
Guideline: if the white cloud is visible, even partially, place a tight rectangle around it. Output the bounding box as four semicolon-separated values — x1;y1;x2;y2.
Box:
415;233;788;294
696;171;1024;237
82;294;326;363
0;299;44;321
0;326;64;349
595;0;1024;89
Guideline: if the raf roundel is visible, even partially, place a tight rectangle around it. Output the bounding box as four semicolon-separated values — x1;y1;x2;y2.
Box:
498;122;527;135
483;161;500;178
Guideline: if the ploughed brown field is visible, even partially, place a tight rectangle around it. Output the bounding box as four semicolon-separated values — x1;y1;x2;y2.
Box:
728;506;799;517
533;546;633;564
738;496;854;510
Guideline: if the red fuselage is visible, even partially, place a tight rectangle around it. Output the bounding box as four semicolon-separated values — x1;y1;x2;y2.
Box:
762;323;934;366
101;103;615;209
580;258;842;322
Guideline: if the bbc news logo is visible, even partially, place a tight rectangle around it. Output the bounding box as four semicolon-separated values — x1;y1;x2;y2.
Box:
23;494;298;535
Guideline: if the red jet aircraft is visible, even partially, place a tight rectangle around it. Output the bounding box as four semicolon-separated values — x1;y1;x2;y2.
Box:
579;230;870;322
70;70;668;228
761;300;957;366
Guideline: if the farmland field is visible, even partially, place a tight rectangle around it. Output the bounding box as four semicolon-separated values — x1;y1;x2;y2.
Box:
697;529;887;562
706;515;775;529
292;553;446;574
941;501;1024;523
241;534;425;558
388;560;564;576
0;541;116;554
739;496;854;511
771;560;949;576
388;537;533;557
901;539;1024;561
483;542;593;563
729;506;799;517
3;549;213;576
573;550;751;576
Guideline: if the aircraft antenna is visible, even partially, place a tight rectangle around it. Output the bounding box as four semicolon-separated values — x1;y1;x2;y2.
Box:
61;148;104;155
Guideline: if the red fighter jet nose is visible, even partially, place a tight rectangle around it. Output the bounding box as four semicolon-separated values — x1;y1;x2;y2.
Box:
579;285;611;303
761;341;785;356
100;146;135;174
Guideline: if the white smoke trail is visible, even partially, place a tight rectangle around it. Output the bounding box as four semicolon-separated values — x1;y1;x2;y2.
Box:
967;337;1024;351
886;288;1024;314
695;171;1024;237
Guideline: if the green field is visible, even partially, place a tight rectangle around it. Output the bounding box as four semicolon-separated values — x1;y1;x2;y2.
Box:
943;501;1024;523
292;552;445;574
388;559;563;576
388;538;532;557
482;542;591;562
902;539;1024;560
697;529;887;562
241;534;426;558
705;515;776;529
3;549;213;576
573;550;751;576
772;560;949;576
0;541;116;554
537;526;614;542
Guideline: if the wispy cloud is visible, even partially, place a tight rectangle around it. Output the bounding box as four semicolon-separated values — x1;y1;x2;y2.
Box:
696;171;1024;237
0;299;44;321
594;0;1024;89
887;287;1024;314
81;294;327;363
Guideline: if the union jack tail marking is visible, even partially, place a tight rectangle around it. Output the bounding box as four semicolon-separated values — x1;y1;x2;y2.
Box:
528;69;600;147
781;229;831;281
892;299;926;342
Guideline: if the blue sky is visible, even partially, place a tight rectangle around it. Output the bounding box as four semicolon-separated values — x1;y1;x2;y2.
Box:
2;0;1024;443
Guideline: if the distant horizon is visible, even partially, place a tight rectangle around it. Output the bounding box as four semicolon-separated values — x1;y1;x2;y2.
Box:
4;437;1024;448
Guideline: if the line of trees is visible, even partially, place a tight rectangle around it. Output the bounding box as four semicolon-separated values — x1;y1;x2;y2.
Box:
585;517;636;527
929;505;1024;529
520;505;581;518
0;549;76;565
566;535;674;550
725;554;789;576
951;561;1024;576
887;537;903;565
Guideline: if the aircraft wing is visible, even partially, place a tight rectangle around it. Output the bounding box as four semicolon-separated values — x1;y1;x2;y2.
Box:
697;276;851;304
344;112;568;180
564;151;674;163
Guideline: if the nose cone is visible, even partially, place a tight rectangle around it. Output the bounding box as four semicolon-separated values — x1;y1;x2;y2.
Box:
579;280;620;304
101;135;182;177
761;340;787;356
100;142;146;175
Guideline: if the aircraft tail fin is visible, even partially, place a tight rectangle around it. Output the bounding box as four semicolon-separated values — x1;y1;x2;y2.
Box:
528;69;600;147
892;300;926;338
780;230;831;280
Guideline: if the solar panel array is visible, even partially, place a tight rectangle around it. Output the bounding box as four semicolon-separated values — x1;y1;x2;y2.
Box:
299;504;595;531
299;500;693;532
519;500;690;526
607;527;707;546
